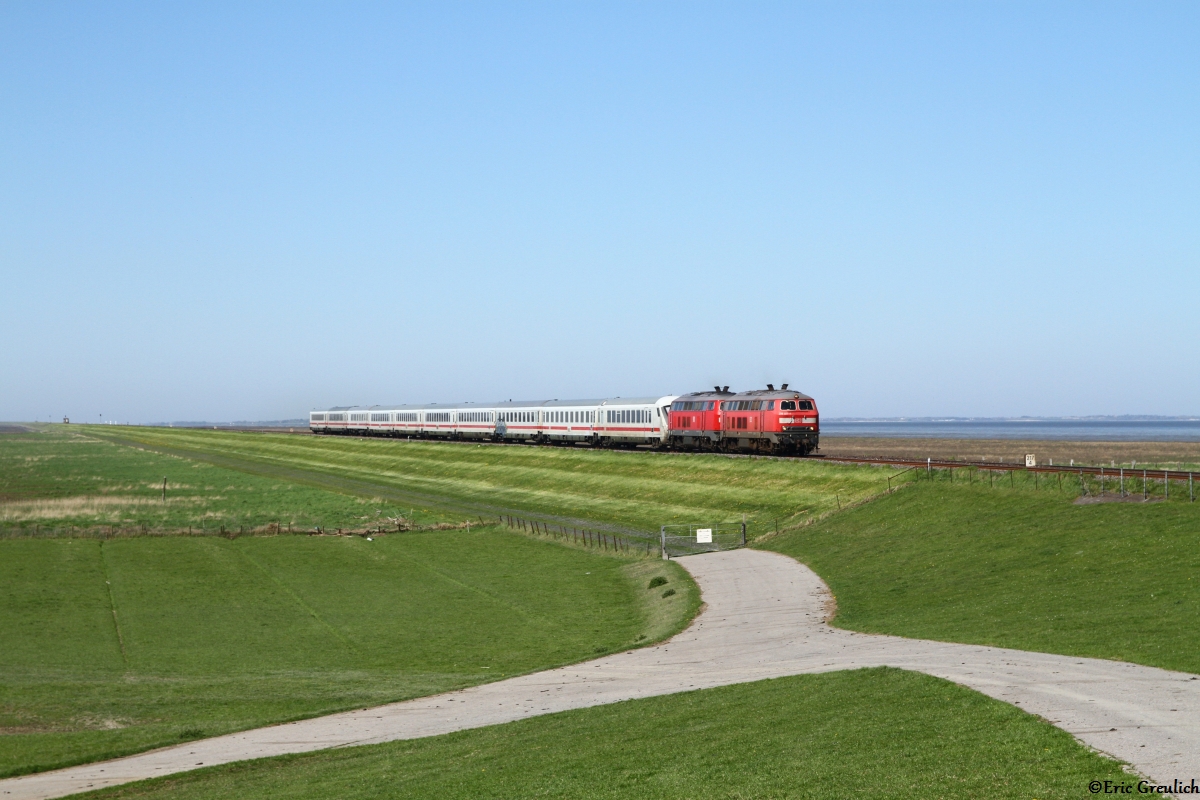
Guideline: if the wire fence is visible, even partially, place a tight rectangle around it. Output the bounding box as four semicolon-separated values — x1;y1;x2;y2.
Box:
908;460;1196;502
500;515;658;556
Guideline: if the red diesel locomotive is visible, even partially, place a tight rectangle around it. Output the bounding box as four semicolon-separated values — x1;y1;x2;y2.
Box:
668;384;819;455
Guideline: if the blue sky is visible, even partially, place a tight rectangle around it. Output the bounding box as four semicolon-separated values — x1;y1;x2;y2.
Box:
3;2;1197;422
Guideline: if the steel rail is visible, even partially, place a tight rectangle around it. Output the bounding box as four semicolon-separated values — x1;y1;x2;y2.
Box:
195;426;1198;482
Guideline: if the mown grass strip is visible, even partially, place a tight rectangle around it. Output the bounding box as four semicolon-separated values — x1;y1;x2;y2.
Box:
96;542;129;668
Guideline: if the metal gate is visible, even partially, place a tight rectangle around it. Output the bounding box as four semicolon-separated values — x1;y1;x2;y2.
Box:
659;521;747;559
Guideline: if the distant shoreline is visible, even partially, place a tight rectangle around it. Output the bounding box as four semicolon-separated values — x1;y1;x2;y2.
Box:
822;419;1200;443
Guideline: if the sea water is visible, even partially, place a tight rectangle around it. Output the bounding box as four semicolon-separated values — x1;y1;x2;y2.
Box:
821;419;1200;441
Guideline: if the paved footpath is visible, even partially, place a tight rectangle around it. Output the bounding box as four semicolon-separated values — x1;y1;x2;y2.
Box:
4;549;1199;798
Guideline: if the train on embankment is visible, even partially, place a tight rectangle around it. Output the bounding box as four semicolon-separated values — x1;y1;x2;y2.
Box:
310;384;819;455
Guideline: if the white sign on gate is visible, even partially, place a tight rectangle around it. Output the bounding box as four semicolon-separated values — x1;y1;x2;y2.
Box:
1025;454;1037;467
696;528;713;544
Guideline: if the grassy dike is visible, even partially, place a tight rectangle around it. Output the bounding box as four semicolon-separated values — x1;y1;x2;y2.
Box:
0;531;697;778
762;474;1200;674
80;425;904;534
76;669;1127;800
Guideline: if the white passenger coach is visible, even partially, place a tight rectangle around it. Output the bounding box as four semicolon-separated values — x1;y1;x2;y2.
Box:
309;396;679;447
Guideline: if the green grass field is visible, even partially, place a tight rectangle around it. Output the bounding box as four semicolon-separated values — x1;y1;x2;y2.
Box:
0;428;459;533
3;426;1184;794
0;530;698;778
76;668;1126;800
763;473;1200;674
79;425;904;535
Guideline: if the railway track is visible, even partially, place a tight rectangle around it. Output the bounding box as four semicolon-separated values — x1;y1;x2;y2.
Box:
176;425;1200;486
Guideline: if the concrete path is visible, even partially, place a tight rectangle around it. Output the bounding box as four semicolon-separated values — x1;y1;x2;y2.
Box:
4;549;1198;799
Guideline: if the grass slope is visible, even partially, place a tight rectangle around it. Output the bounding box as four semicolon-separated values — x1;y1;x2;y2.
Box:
82;425;903;534
78;669;1126;800
763;476;1200;674
0;429;455;532
0;530;696;778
